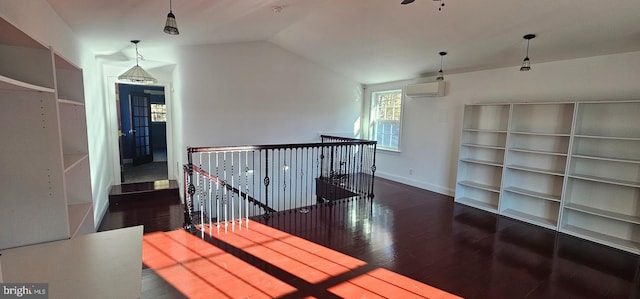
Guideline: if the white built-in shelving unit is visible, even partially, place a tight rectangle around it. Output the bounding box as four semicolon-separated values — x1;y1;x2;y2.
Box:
0;16;93;250
501;102;574;230
561;101;640;254
456;101;640;254
455;104;509;213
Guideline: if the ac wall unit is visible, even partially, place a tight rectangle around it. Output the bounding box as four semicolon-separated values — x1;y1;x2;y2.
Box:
405;81;445;97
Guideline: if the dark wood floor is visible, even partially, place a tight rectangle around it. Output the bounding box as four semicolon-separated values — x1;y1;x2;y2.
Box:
99;178;640;298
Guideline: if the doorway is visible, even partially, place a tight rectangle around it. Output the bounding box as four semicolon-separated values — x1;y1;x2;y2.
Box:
117;83;168;183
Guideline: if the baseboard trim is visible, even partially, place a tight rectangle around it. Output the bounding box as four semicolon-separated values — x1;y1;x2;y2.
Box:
375;171;455;197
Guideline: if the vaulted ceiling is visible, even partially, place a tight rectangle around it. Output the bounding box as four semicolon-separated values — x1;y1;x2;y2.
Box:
46;0;640;84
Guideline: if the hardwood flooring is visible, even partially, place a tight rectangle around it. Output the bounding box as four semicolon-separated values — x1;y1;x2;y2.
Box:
99;178;640;298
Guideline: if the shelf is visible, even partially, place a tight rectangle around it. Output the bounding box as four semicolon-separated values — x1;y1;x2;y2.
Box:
575;102;640;139
501;209;557;229
0;74;55;93
460;158;503;167
462;128;507;134
503;186;560;202
461;143;505;150
510;131;571;137
511;103;574;135
0;14;93;250
561;225;640;254
509;147;568;157
63;154;88;172
59;101;89;156
457;180;500;193
506;164;565;176
58;98;85;106
54;53;85;104
461;130;507;149
572;154;640;164
67;202;92;238
463;104;510;131
456;197;498;213
574;134;640;141
564;203;640;225
568;174;640;188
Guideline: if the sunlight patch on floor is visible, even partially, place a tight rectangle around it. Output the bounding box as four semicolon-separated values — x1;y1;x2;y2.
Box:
142;221;463;298
143;230;296;298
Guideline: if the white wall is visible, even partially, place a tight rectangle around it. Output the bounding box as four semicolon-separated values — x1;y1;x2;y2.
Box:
369;51;640;196
173;41;363;167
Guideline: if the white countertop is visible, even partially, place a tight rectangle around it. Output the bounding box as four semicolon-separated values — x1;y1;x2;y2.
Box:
0;226;143;299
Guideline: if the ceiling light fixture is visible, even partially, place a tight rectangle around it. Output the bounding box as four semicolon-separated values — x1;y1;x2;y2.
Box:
520;34;536;71
163;0;179;35
401;0;445;11
436;51;447;81
118;40;158;84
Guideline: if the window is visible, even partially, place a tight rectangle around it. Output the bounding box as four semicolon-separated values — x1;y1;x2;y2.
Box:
151;103;167;122
370;89;403;151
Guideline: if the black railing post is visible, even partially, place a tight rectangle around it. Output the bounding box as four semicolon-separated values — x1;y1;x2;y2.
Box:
184;148;197;233
320;142;325;179
369;143;377;200
330;145;335;178
263;149;271;218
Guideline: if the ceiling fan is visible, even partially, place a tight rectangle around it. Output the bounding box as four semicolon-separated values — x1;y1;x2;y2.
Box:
401;0;445;11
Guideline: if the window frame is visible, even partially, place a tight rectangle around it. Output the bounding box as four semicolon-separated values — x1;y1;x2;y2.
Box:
369;88;404;152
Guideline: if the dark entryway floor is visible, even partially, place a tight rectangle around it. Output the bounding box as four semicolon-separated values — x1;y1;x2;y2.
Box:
122;162;168;184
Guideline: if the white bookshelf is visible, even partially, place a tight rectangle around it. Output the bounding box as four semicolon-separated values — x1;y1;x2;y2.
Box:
501;103;573;229
560;101;640;254
455;104;509;213
0;16;93;250
456;101;640;254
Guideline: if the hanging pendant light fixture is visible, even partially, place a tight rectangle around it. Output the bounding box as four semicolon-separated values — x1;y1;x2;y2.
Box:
118;40;158;84
163;0;179;35
520;34;536;71
436;51;447;81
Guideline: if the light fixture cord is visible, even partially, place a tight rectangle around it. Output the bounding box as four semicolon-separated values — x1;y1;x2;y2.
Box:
135;43;139;66
169;0;173;12
440;55;443;71
525;39;530;58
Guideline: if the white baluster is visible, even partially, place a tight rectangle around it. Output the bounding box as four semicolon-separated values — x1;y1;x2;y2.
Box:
208;152;212;232
231;151;235;226
199;153;204;232
223;151;228;230
216;153;220;228
245;151;250;227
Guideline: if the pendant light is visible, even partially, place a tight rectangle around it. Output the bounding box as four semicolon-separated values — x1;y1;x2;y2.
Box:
436;51;447;81
163;0;179;35
520;34;536;71
118;40;158;84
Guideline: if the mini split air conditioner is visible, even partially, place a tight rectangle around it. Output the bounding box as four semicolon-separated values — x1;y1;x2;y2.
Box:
405;81;445;97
